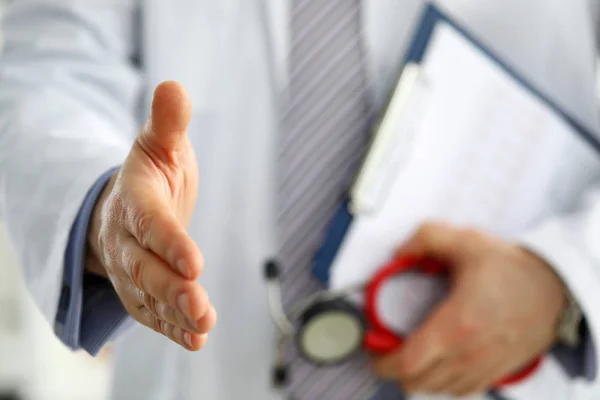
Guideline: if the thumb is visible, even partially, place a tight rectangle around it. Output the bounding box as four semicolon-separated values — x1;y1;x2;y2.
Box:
141;80;192;155
373;295;459;379
395;222;463;264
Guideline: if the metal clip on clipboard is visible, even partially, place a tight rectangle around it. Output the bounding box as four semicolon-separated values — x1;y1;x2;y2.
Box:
350;63;431;216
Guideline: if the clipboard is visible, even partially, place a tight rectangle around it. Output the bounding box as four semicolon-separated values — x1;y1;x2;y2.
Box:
311;2;600;286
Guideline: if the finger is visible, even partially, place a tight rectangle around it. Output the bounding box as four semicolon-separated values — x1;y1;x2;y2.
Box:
196;304;218;333
373;294;468;381
151;298;217;335
371;318;448;381
443;356;504;397
371;324;446;381
398;301;458;380
405;343;496;394
140;292;203;334
396;222;462;263
122;237;210;321
138;307;207;351
488;353;540;391
140;80;192;156
127;204;203;278
401;358;460;394
445;373;493;398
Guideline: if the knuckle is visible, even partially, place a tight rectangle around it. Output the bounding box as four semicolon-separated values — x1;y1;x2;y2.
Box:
159;319;168;335
160;320;174;338
168;282;187;309
137;288;146;303
460;227;482;240
416;221;447;242
128;257;146;292
102;243;120;270
459;228;490;249
192;284;210;316
416;222;436;238
135;211;155;248
152;318;161;334
96;233;121;273
147;313;161;333
158;319;168;336
146;295;159;316
156;302;173;323
134;288;145;306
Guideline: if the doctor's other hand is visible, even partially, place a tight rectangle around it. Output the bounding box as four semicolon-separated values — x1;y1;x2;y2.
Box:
371;222;567;397
85;81;216;351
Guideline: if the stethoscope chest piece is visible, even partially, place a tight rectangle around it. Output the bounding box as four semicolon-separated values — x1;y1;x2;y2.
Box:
296;298;365;365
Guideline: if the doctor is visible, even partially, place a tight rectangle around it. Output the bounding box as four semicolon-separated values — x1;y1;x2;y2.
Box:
0;0;599;399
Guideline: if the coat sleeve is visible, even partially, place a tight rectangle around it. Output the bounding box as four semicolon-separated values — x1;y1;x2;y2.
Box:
0;1;141;336
518;193;600;384
514;1;600;388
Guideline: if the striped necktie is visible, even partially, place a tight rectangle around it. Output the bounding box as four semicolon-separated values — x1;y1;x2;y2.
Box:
277;1;392;399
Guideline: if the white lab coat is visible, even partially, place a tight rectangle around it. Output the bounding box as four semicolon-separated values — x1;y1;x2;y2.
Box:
0;0;599;399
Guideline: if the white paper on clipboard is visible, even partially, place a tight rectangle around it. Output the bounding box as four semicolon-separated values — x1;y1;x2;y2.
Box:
331;20;573;297
329;21;577;400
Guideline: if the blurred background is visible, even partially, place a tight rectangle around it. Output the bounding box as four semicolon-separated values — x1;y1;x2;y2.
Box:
0;1;112;399
0;223;111;400
1;2;600;400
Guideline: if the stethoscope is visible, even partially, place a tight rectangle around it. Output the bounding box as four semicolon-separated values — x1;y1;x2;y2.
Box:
264;254;542;389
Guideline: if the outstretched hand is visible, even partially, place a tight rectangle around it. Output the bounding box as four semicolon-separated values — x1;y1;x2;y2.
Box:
86;81;216;351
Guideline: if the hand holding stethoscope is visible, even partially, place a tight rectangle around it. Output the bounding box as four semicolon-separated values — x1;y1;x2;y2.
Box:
264;253;542;391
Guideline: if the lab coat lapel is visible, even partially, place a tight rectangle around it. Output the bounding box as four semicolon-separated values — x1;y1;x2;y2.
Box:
363;0;391;108
264;0;290;97
362;0;426;110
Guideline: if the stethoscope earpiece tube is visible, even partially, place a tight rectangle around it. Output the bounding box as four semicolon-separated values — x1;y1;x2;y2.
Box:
264;259;294;389
264;259;295;336
264;259;280;280
272;364;288;387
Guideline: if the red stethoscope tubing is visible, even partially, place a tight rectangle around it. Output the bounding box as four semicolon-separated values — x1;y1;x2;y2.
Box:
362;255;542;387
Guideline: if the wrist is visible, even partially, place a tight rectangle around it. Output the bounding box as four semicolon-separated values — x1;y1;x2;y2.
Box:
86;171;119;279
521;245;583;347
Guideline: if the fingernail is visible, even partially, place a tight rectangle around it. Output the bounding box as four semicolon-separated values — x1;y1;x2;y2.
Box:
176;259;188;277
184;331;193;348
178;293;191;317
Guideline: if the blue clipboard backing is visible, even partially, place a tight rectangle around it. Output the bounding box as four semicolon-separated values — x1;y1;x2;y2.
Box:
311;3;600;285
